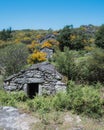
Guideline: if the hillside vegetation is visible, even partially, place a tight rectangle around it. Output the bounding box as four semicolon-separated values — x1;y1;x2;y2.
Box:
0;24;104;125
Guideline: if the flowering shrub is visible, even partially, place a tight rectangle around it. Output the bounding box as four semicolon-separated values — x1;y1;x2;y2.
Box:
70;34;76;41
27;41;41;52
27;50;47;64
47;39;59;45
36;34;42;39
84;46;94;51
42;41;52;48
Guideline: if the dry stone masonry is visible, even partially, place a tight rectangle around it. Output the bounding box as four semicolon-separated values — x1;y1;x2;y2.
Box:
4;62;66;97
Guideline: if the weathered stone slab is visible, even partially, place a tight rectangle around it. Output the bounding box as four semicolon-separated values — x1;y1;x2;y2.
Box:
55;81;66;92
27;78;44;83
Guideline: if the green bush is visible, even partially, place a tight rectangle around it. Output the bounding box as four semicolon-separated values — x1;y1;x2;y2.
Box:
33;95;52;113
0;27;12;41
27;100;35;111
26;81;104;118
67;81;104;118
75;48;104;83
53;47;78;80
52;92;69;111
0;89;16;106
53;45;104;83
0;90;28;106
95;24;104;48
11;91;28;102
0;83;103;118
57;25;73;51
0;43;29;76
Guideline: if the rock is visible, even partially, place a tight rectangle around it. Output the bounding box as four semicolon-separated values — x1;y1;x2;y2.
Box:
55;72;62;80
64;115;73;122
73;128;83;130
0;106;39;130
14;78;26;84
73;126;84;130
4;85;17;91
3;106;18;111
24;72;34;78
55;81;66;92
76;116;82;123
27;78;44;83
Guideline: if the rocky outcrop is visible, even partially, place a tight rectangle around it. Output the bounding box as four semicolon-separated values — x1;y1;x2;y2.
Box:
0;106;85;130
0;106;39;130
4;62;66;96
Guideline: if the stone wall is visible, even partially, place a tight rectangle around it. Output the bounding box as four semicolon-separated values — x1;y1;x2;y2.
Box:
4;62;66;96
40;47;54;59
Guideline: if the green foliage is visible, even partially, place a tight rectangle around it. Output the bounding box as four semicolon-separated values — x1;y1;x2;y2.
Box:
13;29;50;44
27;100;34;111
70;34;85;50
53;47;77;80
25;81;104;118
11;91;28;102
26;95;52;113
67;81;104;118
0;84;103;118
57;25;96;51
0;90;16;106
95;24;104;48
74;47;104;83
57;25;73;51
53;46;104;83
0;90;28;106
33;95;52;113
0;27;12;41
0;43;29;76
0;25;103;119
87;47;104;82
52;92;69;111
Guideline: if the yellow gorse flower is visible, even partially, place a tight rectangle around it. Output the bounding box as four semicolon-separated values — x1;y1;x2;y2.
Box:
70;35;76;41
27;50;47;64
42;41;52;48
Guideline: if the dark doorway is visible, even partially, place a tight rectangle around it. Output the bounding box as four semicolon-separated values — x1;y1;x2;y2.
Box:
27;83;39;98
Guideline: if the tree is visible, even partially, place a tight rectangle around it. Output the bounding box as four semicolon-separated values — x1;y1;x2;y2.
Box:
73;47;104;83
0;27;12;41
95;24;104;48
87;47;104;82
57;25;73;51
53;47;77;80
0;43;29;76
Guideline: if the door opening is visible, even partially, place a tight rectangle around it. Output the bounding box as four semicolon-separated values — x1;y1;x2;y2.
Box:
27;83;39;98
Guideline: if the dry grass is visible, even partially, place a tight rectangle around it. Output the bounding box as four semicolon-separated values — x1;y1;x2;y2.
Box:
31;111;104;130
81;117;104;130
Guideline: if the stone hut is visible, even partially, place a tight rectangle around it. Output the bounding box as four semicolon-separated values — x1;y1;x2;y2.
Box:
40;47;54;59
39;34;56;43
4;62;66;98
